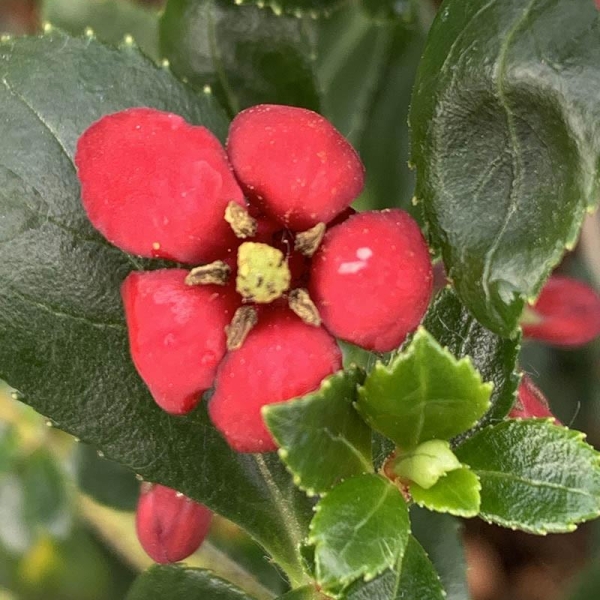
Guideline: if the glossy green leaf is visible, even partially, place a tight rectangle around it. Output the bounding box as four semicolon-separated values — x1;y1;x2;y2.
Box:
410;507;468;600
344;536;445;600
0;31;311;583
264;368;371;496
41;0;160;60
410;466;481;518
456;420;600;533
160;0;320;116
126;565;255;600
316;0;426;211
357;328;492;449
308;474;410;592
423;288;520;429
74;443;139;512
411;0;600;335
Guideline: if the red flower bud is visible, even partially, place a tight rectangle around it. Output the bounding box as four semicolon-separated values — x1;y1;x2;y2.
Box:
522;275;600;347
509;375;560;424
136;483;212;564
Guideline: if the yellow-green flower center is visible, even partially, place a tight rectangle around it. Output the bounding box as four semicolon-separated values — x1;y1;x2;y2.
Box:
236;242;291;303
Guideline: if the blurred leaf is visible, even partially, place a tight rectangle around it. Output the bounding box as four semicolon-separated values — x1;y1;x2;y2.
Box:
410;507;469;600
160;0;320;115
423;288;520;430
410;466;481;518
357;328;492;448
0;30;311;583
316;0;426;211
276;587;320;600
569;558;600;600
21;450;72;541
411;0;600;335
456;420;600;533
41;0;160;60
74;443;139;512
233;0;345;16
264;367;371;495
344;536;445;600
126;565;256;600
308;474;409;593
0;474;31;554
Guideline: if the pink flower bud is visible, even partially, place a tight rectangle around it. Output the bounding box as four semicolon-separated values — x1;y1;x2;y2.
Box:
509;375;560;424
136;483;212;564
522;275;600;347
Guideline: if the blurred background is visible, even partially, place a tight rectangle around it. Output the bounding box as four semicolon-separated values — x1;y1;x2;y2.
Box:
1;1;600;599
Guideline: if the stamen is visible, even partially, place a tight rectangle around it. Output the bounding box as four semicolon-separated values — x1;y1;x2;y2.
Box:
225;201;258;239
185;261;231;286
294;222;326;257
226;306;259;350
288;288;321;326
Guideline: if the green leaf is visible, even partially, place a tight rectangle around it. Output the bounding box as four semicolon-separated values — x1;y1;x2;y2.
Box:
0;30;311;584
569;558;600;600
74;443;139;512
357;328;492;449
456;420;600;533
316;0;426;211
410;507;469;600
159;0;320;116
308;474;410;593
344;536;445;600
276;587;321;600
41;0;160;60
263;368;372;496
423;288;520;428
410;0;600;336
410;466;481;518
126;565;256;600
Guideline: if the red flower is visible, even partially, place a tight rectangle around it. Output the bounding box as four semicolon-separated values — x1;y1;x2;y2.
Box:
75;105;433;452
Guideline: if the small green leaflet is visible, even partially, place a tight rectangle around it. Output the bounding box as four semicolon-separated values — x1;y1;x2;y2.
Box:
410;466;481;518
308;474;410;593
263;368;372;496
456;420;600;533
357;328;492;449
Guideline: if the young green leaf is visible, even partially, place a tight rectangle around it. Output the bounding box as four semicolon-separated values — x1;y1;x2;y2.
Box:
456;420;600;533
423;288;520;427
411;0;600;336
308;474;410;593
263;368;372;496
410;466;481;518
344;536;445;600
0;30;311;584
160;0;320;116
126;565;256;600
316;0;426;211
357;328;492;449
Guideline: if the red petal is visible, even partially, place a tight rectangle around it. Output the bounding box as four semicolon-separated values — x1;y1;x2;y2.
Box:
122;270;239;415
310;210;433;352
136;483;212;564
522;275;600;347
76;108;244;264
227;105;364;230
209;309;342;452
509;375;560;423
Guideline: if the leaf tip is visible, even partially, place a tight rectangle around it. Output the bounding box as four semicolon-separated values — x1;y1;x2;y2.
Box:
42;22;53;34
203;84;212;95
84;27;95;38
161;58;170;70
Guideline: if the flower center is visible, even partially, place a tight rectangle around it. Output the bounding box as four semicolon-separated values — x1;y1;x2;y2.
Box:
236;242;291;303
